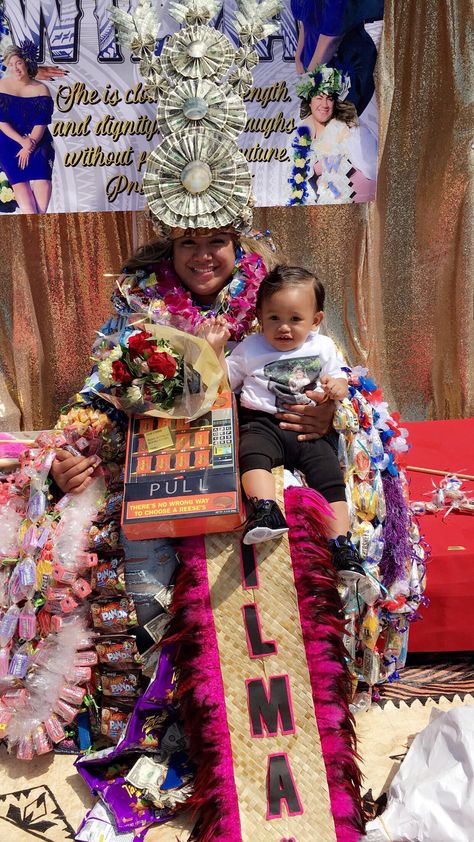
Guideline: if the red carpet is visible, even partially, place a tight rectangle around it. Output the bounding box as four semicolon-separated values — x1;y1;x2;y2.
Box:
403;419;474;652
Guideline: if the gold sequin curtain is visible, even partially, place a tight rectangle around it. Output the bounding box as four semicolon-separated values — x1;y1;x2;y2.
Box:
1;0;473;430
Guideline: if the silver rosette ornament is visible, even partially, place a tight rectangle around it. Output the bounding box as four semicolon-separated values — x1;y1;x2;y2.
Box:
158;78;246;139
143;127;252;231
160;24;235;80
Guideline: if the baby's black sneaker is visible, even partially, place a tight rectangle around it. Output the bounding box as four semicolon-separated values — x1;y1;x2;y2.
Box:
328;532;367;583
242;499;289;545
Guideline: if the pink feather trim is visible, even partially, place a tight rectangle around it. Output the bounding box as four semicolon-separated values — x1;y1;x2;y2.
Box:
285;485;365;841
164;535;242;841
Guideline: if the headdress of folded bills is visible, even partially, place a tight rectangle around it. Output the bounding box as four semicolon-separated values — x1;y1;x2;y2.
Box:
295;64;351;103
109;0;281;239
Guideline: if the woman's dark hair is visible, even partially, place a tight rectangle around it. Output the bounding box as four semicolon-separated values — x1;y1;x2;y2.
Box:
300;95;358;128
123;238;173;269
256;265;325;312
123;231;282;272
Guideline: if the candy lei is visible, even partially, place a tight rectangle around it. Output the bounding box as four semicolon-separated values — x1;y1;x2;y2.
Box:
115;249;267;341
0;408;127;758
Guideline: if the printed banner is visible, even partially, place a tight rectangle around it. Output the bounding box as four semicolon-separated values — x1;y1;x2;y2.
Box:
0;0;383;215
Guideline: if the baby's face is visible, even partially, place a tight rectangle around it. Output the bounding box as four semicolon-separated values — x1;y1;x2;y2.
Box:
258;284;323;352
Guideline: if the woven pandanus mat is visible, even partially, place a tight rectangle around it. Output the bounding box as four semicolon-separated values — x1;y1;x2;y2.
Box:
204;470;337;841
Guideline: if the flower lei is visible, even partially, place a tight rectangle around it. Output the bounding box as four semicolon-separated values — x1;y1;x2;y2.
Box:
294;65;350;103
288;126;312;206
114;248;267;341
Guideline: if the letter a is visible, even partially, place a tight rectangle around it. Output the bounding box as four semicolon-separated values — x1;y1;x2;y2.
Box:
266;753;303;819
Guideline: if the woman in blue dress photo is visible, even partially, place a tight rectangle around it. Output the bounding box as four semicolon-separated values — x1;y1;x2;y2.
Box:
0;41;55;214
292;0;384;117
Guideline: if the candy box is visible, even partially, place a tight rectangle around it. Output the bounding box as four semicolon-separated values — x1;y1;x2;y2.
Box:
122;391;244;539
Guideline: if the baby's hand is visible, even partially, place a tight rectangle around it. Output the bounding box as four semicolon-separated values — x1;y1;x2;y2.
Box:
201;316;230;352
320;375;348;401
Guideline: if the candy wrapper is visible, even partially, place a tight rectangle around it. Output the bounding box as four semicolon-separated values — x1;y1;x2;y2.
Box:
410;473;474;517
101;704;133;743
54;405;125;464
95;492;124;523
76;646;176;799
91;598;137;632
76;798;150;842
91;557;125;596
0;498;23;558
101;670;141;698
96;637;141;669
102;774;172;831
89;521;121;552
78;743;191;832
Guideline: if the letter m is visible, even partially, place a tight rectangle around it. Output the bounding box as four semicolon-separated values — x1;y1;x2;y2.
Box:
246;675;295;737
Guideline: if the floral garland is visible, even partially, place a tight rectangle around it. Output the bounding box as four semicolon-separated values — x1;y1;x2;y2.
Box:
0;170;17;213
114;248;267;341
294;65;351;103
288;126;312;206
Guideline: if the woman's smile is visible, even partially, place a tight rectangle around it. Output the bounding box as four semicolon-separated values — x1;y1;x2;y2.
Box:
310;93;335;126
172;232;236;304
8;57;28;80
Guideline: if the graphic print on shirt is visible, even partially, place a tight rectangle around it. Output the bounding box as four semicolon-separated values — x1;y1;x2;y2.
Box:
264;356;322;409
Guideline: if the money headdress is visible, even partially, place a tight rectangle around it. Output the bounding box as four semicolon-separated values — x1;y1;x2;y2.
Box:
109;0;281;238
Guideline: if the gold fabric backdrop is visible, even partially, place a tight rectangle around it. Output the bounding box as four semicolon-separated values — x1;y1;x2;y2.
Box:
1;0;473;430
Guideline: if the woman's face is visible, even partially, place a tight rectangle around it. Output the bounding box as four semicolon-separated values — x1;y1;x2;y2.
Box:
172;231;236;304
7;55;29;81
310;93;334;126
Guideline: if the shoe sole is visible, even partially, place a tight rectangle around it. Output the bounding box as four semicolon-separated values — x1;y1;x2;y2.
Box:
243;526;289;545
337;570;368;586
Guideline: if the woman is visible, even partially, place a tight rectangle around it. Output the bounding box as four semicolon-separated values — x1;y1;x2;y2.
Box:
290;65;377;205
51;230;335;495
292;0;384;116
0;42;55;213
47;228;359;833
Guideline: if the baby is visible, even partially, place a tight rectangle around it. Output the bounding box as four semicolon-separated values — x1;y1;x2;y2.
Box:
204;265;365;580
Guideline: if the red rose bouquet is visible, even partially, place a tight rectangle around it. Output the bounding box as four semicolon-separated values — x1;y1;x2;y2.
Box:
94;328;184;412
91;322;224;420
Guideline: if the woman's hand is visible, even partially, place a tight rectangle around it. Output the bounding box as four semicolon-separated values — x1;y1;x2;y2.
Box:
295;56;305;75
21;136;36;152
307;34;343;69
50;449;96;495
36;66;69;81
275;394;335;441
16;146;31;169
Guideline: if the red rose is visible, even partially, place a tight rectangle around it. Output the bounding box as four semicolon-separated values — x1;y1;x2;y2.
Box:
147;352;177;378
112;360;133;385
128;330;154;357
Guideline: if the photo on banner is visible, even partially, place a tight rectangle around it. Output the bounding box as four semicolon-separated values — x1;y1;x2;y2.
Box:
0;0;384;215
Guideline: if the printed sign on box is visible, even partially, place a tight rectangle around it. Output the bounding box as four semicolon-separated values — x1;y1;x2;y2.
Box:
122;391;244;539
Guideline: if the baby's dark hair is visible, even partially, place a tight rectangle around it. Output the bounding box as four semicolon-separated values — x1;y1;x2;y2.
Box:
256;265;325;312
